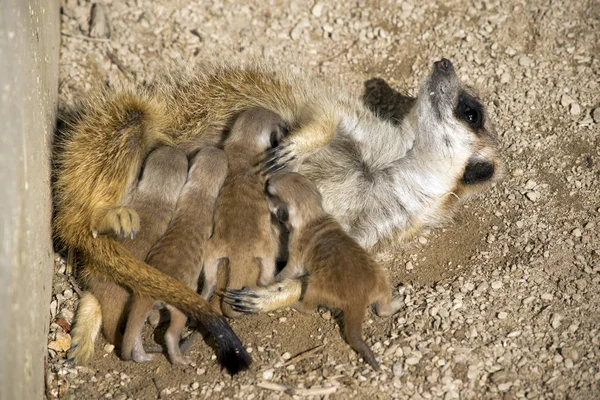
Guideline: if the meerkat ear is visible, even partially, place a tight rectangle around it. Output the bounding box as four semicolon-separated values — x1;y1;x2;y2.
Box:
275;205;289;223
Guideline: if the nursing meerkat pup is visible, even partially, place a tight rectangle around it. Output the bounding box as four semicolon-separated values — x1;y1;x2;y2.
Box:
69;146;188;365
224;172;402;370
54;59;498;370
121;147;228;365
201;108;284;318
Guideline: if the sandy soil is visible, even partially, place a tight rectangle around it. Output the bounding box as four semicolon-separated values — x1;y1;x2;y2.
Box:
47;0;599;398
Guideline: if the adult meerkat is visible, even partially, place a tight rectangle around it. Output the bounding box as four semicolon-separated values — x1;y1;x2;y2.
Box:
224;172;403;370
69;146;188;365
54;59;499;369
200;108;284;318
121;147;228;365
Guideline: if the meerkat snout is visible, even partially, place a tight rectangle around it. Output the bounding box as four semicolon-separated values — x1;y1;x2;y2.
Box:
434;58;454;74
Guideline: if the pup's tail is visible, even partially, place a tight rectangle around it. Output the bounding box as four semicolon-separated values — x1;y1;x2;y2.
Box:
344;307;380;370
68;291;103;365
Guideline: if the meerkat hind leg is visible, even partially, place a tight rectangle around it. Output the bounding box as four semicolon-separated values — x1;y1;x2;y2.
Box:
200;257;222;301
164;305;192;365
374;293;403;317
257;257;276;286
91;205;140;239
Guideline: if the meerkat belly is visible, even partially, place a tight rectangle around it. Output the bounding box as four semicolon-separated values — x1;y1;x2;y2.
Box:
300;147;406;246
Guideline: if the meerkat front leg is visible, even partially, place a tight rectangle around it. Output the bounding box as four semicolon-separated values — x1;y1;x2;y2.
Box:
262;110;340;173
222;278;303;314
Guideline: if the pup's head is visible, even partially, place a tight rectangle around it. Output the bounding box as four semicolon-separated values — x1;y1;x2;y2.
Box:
265;172;323;230
416;59;501;193
226;107;288;153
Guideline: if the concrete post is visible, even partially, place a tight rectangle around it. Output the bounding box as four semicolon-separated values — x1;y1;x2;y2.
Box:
0;1;60;399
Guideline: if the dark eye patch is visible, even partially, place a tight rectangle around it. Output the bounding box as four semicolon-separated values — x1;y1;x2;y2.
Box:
462;158;495;185
455;93;484;132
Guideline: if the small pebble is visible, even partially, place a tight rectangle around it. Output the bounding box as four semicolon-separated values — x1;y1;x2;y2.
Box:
592;107;600;123
570;103;581;115
491;281;503;290
497;311;508;320
541;293;554;301
104;344;115;353
526;191;540;202
511;168;524;177
405;356;421;366
519;55;532;66
311;2;324;17
262;369;274;380
524;180;537;190
406;261;414;271
561;94;574;107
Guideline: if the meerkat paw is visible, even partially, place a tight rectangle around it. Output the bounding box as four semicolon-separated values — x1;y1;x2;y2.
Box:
131;347;154;363
170;354;193;366
260;140;300;176
222;279;303;314
91;206;140;239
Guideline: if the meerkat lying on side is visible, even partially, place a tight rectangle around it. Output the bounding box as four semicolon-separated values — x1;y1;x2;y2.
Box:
69;146;188;365
54;59;499;371
224;172;402;370
121;147;228;365
201;108;285;318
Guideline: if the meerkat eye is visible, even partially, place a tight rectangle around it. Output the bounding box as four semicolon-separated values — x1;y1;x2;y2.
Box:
269;131;280;148
456;93;484;131
464;107;480;125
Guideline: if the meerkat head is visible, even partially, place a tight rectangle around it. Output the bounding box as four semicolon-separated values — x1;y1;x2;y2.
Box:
226;107;288;153
265;172;324;230
415;59;500;192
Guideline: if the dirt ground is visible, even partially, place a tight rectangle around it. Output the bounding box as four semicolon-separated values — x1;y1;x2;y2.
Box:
46;0;600;398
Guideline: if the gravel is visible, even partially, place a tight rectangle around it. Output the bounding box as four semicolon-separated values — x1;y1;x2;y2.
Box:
48;0;600;399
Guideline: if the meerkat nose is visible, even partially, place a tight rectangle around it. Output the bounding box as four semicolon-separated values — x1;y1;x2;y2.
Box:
434;58;453;73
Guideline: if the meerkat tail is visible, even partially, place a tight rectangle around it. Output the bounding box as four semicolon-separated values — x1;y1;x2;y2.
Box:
343;308;380;370
82;238;251;373
68;292;103;365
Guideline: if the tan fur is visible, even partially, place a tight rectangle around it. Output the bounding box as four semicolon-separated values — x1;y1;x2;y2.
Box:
226;172;403;370
201;108;285;318
69;147;188;364
54;61;499;371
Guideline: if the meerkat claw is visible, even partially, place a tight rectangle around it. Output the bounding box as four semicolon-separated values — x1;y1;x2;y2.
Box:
223;288;260;299
229;304;259;314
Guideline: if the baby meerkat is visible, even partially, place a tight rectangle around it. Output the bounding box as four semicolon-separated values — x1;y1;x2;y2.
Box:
201;108;285;318
121;146;228;365
69;146;188;365
225;172;403;370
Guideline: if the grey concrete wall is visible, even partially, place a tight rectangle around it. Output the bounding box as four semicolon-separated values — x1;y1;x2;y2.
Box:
0;0;60;399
